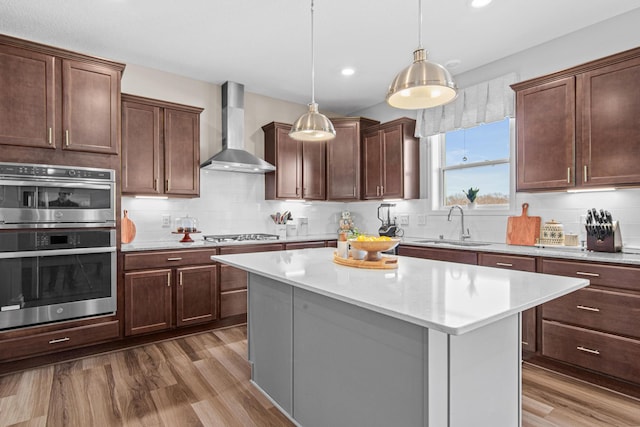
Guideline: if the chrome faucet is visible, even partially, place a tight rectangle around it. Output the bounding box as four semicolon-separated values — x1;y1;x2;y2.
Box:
448;205;471;241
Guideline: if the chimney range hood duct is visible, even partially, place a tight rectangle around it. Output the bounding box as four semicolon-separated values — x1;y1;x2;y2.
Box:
200;81;276;173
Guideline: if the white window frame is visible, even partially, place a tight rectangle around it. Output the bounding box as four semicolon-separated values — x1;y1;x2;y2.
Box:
429;118;517;214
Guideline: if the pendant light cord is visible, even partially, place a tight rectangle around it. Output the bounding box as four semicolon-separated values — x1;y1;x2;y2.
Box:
310;0;316;105
418;0;423;49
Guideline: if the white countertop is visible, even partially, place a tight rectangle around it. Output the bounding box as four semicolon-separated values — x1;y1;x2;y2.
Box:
212;247;589;336
120;233;337;252
401;237;640;265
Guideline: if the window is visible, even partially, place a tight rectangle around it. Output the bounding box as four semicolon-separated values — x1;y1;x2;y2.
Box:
439;118;512;208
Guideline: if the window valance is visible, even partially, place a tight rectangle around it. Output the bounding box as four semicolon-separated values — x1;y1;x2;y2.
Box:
416;72;518;137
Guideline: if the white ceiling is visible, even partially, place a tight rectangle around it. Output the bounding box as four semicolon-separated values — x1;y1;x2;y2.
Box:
2;0;640;114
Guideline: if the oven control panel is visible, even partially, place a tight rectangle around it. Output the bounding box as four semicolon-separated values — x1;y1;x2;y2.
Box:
0;162;114;181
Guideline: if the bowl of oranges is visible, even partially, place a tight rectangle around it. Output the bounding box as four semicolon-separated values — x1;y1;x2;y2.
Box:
347;235;400;261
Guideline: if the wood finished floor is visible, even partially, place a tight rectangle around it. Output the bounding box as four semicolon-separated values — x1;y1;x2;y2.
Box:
0;325;638;427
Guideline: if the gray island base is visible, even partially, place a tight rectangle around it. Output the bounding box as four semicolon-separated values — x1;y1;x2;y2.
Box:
212;247;588;427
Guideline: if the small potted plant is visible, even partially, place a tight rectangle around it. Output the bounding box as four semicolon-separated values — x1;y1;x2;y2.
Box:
463;187;479;209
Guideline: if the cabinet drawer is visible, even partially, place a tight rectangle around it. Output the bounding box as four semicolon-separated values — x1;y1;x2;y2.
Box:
542;320;640;384
398;245;477;265
542;287;640;339
0;320;120;362
219;243;284;255
124;249;217;270
285;241;326;250
220;264;248;292
541;259;639;291
478;253;536;272
221;289;247;318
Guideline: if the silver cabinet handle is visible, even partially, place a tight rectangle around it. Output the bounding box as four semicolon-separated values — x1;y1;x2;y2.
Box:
496;262;513;267
352;186;356;198
567;167;571;184
521;341;529;346
65;129;70;146
49;337;70;344
167;272;171;287
584;165;588;182
48;127;53;145
167;257;183;261
576;305;600;312
576;271;600;277
577;346;600;355
165;179;170;192
179;271;183;286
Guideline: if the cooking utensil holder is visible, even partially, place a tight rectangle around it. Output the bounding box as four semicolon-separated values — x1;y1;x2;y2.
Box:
586;221;622;252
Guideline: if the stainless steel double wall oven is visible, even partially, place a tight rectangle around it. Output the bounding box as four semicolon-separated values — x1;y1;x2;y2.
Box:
0;162;117;330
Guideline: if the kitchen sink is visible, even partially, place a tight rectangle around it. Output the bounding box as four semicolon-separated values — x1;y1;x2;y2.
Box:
414;239;492;247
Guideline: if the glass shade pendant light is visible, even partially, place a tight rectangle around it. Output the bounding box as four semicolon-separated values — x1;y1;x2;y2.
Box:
289;0;336;141
386;0;458;109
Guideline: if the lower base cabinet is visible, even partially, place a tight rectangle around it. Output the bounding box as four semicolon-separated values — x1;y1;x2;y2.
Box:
123;249;218;336
218;243;284;319
478;253;537;352
0;320;120;362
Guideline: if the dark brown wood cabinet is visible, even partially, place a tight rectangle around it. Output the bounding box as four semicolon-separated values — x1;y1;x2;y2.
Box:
478;253;537;352
218;243;284;318
263;122;326;200
362;118;420;200
122;94;203;197
398;245;478;265
0;35;123;156
540;258;640;384
512;47;640;191
123;249;218;336
326;117;379;201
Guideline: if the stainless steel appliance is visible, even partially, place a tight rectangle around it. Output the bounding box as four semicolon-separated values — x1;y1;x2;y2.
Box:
378;203;399;237
0;162;116;228
0;228;116;330
0;162;117;330
203;233;279;243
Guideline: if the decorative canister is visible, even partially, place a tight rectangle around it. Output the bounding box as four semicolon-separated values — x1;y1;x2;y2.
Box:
540;219;564;245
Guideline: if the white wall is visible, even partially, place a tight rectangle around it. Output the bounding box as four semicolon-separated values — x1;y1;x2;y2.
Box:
123;9;640;248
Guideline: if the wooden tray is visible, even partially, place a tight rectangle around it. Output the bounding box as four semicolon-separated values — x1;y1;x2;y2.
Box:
333;252;398;270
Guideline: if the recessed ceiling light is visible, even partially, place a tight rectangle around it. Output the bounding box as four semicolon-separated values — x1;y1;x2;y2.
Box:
341;68;355;76
445;59;461;70
470;0;492;8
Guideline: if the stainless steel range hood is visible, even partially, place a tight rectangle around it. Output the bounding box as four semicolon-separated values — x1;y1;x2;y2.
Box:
200;81;276;173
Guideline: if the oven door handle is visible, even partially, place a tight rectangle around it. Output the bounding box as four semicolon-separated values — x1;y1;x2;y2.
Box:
0;247;116;259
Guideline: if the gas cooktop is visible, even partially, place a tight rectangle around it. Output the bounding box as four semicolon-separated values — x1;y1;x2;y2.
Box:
203;233;280;243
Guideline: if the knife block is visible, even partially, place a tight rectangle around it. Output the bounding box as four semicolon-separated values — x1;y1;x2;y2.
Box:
586;221;622;252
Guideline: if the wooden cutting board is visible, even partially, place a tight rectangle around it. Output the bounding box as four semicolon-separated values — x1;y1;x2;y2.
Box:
121;210;136;244
506;203;540;246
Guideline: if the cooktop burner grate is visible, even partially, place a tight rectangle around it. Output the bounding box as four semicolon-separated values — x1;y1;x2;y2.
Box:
203;233;280;243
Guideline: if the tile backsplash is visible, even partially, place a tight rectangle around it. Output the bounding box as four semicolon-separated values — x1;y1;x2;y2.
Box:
122;170;640;248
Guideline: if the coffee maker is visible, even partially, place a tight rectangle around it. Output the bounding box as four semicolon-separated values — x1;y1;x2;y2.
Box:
377;203;398;237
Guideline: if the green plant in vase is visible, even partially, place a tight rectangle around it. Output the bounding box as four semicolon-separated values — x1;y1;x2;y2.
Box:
463;187;479;208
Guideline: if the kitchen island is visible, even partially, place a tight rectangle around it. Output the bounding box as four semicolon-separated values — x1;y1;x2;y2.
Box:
212;247;589;427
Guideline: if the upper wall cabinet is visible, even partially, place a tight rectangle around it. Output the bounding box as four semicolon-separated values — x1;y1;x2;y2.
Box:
362;118;420;200
326;117;380;201
512;47;640;191
122;94;203;197
263;122;326;200
0;35;124;156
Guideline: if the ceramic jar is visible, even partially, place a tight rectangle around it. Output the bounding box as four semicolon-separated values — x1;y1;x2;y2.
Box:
540;219;564;245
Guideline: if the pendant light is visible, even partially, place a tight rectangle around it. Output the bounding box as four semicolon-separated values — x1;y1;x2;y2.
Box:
386;0;458;109
289;0;336;141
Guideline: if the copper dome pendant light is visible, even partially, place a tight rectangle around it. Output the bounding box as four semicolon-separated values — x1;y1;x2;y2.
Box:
386;0;458;109
289;0;336;141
